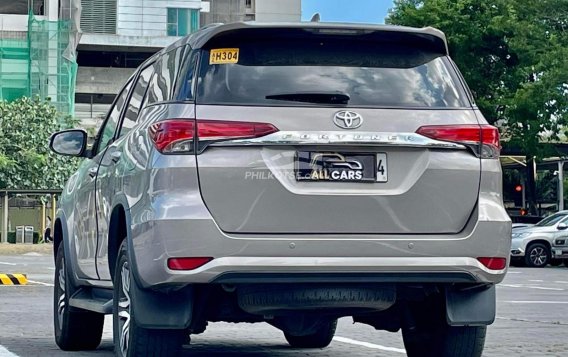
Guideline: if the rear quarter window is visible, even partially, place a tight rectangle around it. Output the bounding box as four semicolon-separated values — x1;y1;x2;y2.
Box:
195;38;469;108
146;46;185;104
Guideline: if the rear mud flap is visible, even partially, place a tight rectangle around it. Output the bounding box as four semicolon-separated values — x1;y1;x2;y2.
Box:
131;281;194;329
446;285;495;326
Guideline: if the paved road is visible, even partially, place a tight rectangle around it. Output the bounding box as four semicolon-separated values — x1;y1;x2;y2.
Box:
0;252;567;356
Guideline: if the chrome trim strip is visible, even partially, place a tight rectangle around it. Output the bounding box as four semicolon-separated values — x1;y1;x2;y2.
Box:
208;131;466;149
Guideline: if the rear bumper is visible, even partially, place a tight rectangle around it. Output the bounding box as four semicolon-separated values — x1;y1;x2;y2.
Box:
129;158;511;288
130;213;511;288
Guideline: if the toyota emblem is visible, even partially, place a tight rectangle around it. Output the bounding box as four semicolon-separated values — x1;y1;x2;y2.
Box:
333;111;363;129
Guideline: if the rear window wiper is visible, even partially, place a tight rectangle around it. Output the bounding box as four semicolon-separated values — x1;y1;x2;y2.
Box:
265;91;350;105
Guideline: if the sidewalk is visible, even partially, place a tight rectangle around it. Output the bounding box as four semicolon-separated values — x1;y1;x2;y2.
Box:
0;243;52;256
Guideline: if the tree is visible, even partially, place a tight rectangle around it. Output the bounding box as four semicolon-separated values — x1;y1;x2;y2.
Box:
388;0;568;214
0;97;79;190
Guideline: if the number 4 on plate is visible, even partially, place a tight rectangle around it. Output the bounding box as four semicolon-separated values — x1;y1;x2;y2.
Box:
377;153;387;182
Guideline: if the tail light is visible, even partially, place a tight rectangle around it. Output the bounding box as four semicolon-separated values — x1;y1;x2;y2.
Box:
196;121;278;152
416;124;501;159
149;119;279;154
148;120;195;153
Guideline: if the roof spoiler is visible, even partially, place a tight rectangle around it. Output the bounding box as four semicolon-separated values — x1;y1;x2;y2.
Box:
187;22;449;56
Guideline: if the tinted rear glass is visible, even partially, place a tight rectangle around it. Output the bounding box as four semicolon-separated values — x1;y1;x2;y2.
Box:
195;38;469;108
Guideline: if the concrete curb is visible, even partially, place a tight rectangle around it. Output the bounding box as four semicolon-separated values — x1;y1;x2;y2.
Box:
0;274;27;285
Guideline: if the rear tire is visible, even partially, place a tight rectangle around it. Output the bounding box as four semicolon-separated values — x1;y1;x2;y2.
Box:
284;320;337;348
402;294;486;357
54;244;104;351
403;325;486;357
524;242;550;267
113;240;184;357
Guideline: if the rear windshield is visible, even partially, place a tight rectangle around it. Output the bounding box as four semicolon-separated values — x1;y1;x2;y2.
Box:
194;38;469;108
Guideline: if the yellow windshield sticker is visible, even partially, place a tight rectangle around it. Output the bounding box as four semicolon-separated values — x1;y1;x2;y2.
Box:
210;48;239;64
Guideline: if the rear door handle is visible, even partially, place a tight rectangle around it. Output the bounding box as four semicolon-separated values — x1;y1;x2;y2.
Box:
88;167;98;178
111;151;122;163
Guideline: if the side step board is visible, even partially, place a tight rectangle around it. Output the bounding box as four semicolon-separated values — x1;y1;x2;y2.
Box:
69;287;113;314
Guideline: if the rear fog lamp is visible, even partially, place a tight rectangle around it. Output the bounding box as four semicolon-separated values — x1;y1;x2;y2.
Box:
477;257;507;270
167;257;213;270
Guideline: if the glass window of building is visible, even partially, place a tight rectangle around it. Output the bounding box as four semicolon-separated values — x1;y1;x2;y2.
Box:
167;8;200;36
0;0;44;15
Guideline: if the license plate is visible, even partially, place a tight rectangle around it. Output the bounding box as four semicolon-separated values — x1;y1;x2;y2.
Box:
209;48;240;64
295;152;387;183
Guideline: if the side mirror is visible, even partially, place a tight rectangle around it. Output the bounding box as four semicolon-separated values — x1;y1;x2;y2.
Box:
50;130;88;157
558;223;568;230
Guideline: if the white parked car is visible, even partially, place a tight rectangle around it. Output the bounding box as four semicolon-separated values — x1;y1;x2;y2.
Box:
512;223;534;231
511;212;568;267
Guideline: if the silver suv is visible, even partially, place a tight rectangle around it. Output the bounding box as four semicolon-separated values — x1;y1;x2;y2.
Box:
511;211;568;267
49;23;511;357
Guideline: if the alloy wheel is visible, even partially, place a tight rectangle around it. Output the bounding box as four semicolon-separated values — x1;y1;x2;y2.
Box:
118;261;131;356
530;246;547;266
57;259;66;328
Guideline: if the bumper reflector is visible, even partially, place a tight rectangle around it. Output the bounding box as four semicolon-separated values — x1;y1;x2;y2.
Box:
477;257;507;270
167;257;213;271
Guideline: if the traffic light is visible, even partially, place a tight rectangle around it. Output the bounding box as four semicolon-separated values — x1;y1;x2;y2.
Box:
513;184;523;206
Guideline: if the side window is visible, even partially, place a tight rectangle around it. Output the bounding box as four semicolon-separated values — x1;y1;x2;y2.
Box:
119;64;155;138
146;47;184;104
170;46;186;97
175;47;198;101
95;79;133;155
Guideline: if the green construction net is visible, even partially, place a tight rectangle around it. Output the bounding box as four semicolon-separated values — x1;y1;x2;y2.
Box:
0;11;77;116
28;14;77;116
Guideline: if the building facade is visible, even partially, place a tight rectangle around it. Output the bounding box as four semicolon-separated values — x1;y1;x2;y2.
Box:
1;0;302;126
0;0;77;114
76;0;211;127
77;0;301;127
254;0;302;22
201;0;301;24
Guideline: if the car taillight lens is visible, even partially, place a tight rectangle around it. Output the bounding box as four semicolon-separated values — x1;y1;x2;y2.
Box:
197;121;278;141
148;120;195;153
477;257;507;270
167;257;213;270
149;119;279;154
416;124;501;159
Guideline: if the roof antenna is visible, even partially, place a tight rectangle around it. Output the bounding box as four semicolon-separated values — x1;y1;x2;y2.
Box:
310;13;320;22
